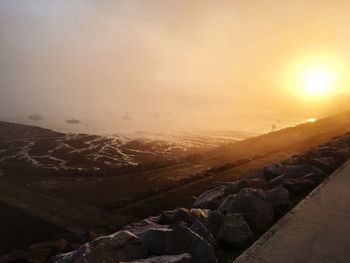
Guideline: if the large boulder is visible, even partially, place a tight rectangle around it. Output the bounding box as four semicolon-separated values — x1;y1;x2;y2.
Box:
265;187;290;216
193;181;247;210
159;208;192;226
216;213;253;249
308;146;348;163
142;225;217;263
193;185;229;210
269;165;325;187
126;254;193;263
263;163;284;181
283;178;317;194
282;165;325;179
189;209;209;222
308;157;337;173
52;230;147;263
303;173;322;184
204;210;225;238
190;219;216;246
286;155;308;165
244;177;271;190
123;217;167;237
218;188;274;233
142;228;172;255
212;181;249;191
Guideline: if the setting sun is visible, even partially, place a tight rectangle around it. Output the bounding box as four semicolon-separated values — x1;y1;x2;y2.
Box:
285;53;348;101
300;66;335;96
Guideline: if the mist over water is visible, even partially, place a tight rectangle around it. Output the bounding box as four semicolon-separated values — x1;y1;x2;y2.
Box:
0;1;349;135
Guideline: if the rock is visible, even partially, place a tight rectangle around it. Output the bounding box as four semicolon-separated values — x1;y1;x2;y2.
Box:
53;230;147;263
212;181;249;192
336;148;350;160
308;146;347;163
269;174;288;187
263;163;284;181
159;208;192;226
217;213;253;249
245;177;271;190
303;173;322;183
218;188;274;233
194;181;248;210
142;228;172;255
189;209;209;221
125;253;193;263
190;219;216;246
270;164;326;187
265;187;290;216
308;157;337;173
188;234;217;263
283;165;325;179
123;217;167;237
193;185;230;210
246;170;264;179
283;178;317;194
142;225;217;263
204;210;225;238
286;155;307;165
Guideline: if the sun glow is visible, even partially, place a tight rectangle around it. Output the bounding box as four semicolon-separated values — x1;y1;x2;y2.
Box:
300;66;335;96
285;53;348;100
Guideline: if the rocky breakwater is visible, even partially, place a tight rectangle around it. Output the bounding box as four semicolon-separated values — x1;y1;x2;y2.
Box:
4;133;350;263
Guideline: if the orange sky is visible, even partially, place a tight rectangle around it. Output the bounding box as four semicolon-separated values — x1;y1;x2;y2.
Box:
0;1;349;132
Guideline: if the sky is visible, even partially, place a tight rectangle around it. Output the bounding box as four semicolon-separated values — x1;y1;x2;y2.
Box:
0;0;350;134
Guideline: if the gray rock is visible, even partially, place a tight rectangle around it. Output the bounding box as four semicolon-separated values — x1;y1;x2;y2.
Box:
204;210;225;238
217;213;253;249
143;225;217;263
142;228;172;255
244;177;271;190
263;163;284;181
212;181;249;192
309;146;347;163
303;173;322;183
269;174;288;187
159;208;192;226
189;208;209;222
194;181;248;210
123;217;166;237
308;157;337;173
270;164;326;187
286;155;307;165
52;230;147;263
188;234;217;263
125;253;193;263
283;178;317;194
190;219;216;246
265;187;290;216
193;185;230;210
283;165;325;178
218;188;274;233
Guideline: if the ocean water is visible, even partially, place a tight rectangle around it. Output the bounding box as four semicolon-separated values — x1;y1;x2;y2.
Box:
2;109;314;141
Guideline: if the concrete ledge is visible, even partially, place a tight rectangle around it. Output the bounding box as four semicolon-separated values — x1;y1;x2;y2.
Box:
234;160;350;263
